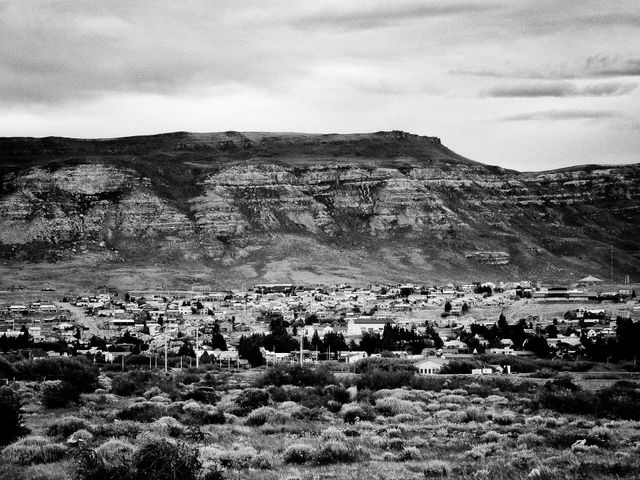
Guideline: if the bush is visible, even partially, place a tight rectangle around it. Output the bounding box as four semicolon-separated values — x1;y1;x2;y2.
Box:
110;371;178;399
67;429;93;444
134;438;200;480
15;357;98;394
422;459;451;477
182;387;220;405
77;438;137;480
95;420;141;438
597;381;640;420
234;388;269;415
0;386;27;446
282;443;315;464
398;446;421;461
42;381;80;408
116;402;166;423
245;406;276;426
47;416;91;438
492;410;516;425
457;406;487;423
1;437;67;465
314;440;357;464
341;403;376;424
538;378;598;415
355;358;416;390
258;364;336;387
199;445;265;469
320;427;347;442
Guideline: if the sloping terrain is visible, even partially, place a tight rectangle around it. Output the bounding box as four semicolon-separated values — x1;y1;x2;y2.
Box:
0;130;638;288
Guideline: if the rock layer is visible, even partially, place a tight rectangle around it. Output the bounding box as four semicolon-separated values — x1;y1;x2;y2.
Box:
0;131;638;281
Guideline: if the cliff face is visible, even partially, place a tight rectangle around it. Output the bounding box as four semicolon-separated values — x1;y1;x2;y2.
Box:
1;131;638;284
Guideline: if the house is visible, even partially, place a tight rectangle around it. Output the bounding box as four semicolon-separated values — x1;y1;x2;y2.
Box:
346;317;396;336
443;339;468;352
414;357;448;375
339;351;368;363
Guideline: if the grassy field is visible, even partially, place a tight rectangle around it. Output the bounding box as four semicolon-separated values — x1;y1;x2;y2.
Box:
2;359;640;480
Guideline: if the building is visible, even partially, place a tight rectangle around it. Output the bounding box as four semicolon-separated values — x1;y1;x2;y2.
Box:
346;317;396;336
414;357;448;375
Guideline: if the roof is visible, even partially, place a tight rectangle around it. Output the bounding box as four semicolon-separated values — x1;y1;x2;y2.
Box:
353;318;395;325
578;275;603;283
414;357;448;367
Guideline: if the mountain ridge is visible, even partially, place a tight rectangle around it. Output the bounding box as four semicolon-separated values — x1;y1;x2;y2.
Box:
0;130;638;289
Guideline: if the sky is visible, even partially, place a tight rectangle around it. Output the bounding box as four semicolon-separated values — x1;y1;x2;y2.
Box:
1;0;639;171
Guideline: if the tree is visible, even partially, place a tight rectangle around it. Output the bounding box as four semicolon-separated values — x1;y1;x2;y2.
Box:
444;301;452;313
0;387;28;445
178;341;195;358
498;312;508;331
311;330;322;351
461;302;469;314
237;334;265;367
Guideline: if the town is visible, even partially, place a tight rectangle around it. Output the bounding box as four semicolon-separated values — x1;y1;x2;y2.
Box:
2;275;638;375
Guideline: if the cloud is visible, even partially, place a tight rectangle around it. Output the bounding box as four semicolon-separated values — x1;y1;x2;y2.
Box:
484;81;636;97
586;56;640;77
289;2;499;30
501;109;619;122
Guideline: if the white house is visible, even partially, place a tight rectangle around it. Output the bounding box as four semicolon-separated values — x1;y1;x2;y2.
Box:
347;317;396;336
414;357;448;375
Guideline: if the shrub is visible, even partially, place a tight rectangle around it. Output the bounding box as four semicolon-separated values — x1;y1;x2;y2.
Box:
200;445;263;469
0;386;27;446
42;381;80;408
96;420;141;438
110;371;178;399
457;406;487;423
423;459;451;477
485;395;509;405
355;358;416;390
341;403;376;424
314;440;357;464
2;437;67;465
134;438;200;480
538;378;598;415
245;406;277;426
116;402;166;423
517;432;544;447
481;430;502;443
67;429;93;444
258;364;336;387
321;426;347;442
597;381;640;420
182;387;220;405
283;443;315;464
323;384;350;404
586;426;613;448
398;446;421;461
15;357;98;393
77;438;137;480
234;388;269;415
47;416;92;438
150;416;184;437
492;410;516;425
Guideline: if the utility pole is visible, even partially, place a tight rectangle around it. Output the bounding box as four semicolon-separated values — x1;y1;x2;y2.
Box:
610;244;614;284
299;335;303;366
164;329;168;373
195;319;199;368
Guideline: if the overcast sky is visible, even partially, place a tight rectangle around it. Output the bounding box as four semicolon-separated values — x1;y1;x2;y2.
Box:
1;0;639;171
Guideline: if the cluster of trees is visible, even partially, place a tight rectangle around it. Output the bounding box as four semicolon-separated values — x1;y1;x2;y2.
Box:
580;317;640;363
0;356;99;407
358;323;443;355
457;313;550;356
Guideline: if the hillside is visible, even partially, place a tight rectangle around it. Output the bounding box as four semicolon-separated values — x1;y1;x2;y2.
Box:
0;130;638;289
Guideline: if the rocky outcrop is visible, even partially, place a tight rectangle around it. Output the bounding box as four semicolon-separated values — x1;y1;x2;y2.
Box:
0;131;639;280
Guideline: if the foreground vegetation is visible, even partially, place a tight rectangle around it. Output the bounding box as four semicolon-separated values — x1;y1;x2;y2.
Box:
2;357;640;479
